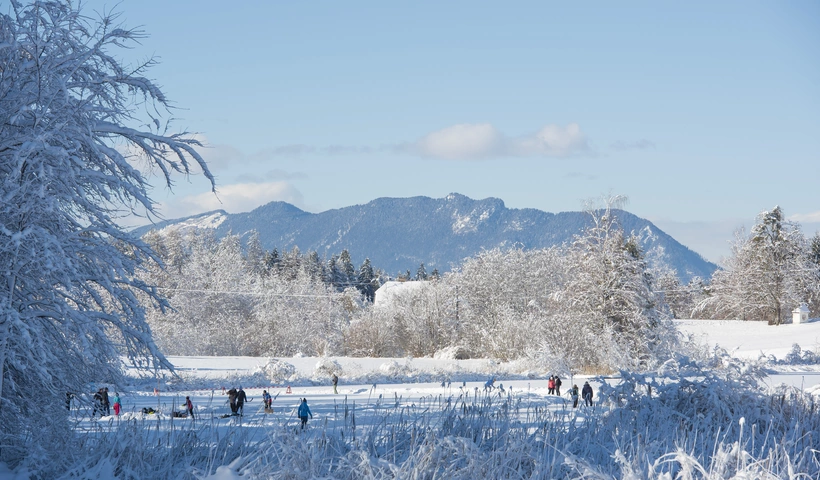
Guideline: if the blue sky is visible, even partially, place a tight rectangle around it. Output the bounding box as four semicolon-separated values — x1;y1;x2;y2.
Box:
82;0;819;262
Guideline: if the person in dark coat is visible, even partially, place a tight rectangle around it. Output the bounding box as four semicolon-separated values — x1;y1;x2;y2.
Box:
227;388;238;414
92;389;103;417
297;398;313;429
554;376;562;396
102;387;110;415
237;387;248;415
582;382;593;406
332;374;338;394
570;385;579;408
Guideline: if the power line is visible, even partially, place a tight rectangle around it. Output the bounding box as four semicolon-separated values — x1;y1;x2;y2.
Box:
155;287;335;298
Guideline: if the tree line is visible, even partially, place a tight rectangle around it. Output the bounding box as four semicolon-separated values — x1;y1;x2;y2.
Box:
139;202;820;370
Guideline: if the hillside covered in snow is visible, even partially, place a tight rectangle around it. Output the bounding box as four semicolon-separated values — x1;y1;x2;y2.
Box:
133;193;717;282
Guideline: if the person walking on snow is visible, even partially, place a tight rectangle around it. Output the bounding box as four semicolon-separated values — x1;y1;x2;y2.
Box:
570;385;579;408
298;398;313;429
92;389;103;417
263;390;272;411
186;396;195;420
582;382;593;406
548;376;555;395
332;373;338;394
102;387;111;415
554;376;562;396
237;387;248;416
112;392;121;416
227;388;238;414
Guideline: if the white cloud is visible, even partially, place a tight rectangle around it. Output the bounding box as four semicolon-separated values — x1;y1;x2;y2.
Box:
510;123;588;157
410;122;588;160
789;211;820;223
242;123;589;161
415;123;504;160
159;181;305;218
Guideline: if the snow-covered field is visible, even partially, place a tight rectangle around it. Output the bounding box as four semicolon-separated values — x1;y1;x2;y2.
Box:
5;319;820;479
677;318;820;360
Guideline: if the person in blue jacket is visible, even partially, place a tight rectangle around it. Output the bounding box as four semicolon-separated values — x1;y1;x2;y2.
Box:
298;398;313;429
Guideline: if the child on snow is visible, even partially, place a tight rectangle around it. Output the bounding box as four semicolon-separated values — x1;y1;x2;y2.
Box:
298;398;313;429
263;390;272;412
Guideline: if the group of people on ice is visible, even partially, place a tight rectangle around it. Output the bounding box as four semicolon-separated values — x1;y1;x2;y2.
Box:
547;375;563;395
569;382;594;408
226;387;248;415
224;387;313;429
91;387;121;417
550;376;595;408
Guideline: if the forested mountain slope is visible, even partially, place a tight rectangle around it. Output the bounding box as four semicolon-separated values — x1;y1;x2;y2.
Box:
134;193;716;282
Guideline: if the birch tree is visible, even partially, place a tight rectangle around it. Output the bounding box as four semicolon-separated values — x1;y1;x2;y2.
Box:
0;1;213;467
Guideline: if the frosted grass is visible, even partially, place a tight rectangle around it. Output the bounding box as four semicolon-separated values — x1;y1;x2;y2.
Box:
55;358;820;479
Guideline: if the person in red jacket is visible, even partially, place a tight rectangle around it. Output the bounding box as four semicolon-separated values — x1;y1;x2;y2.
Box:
186;396;195;420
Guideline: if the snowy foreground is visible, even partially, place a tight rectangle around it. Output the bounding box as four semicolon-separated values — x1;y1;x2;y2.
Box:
4;320;820;479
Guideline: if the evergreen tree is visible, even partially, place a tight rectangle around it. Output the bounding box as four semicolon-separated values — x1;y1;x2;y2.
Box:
303;251;324;280
811;233;820;266
416;263;428;281
358;258;378;302
245;231;266;277
696;206;815;324
326;254;340;287
280;246;302;280
264;248;281;275
338;250;356;288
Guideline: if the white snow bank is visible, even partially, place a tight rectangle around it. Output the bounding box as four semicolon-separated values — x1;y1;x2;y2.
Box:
676;319;820;360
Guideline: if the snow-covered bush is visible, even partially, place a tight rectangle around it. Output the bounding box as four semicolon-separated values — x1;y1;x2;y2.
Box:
783;343;820;365
378;360;409;378
314;358;343;379
255;359;297;384
433;345;471;360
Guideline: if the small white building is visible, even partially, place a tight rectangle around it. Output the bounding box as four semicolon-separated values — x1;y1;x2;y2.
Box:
792;303;810;324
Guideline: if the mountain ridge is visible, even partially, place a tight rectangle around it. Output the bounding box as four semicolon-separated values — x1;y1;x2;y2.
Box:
132;193;717;282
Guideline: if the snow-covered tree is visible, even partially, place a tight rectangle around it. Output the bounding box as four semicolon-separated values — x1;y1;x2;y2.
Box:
0;1;212;468
264;247;281;275
555;195;671;370
454;247;567;360
416;263;428;281
244;231;266;277
811;233;820;266
696;207;817;324
357;258;378;302
337;249;356;288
